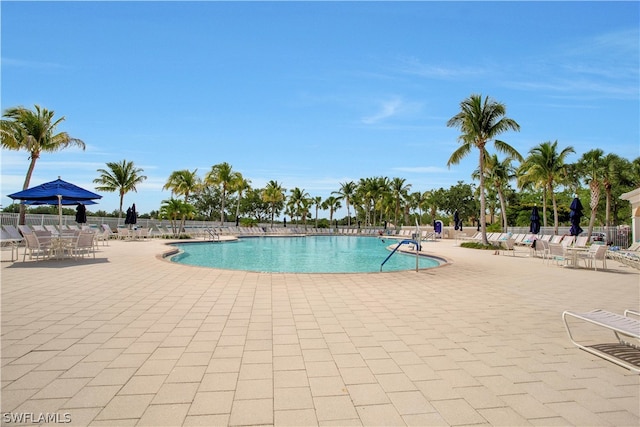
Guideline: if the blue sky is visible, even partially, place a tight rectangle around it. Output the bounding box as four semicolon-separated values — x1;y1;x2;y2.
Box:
2;1;638;218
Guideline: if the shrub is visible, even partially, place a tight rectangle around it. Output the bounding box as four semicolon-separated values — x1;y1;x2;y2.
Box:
460;241;500;251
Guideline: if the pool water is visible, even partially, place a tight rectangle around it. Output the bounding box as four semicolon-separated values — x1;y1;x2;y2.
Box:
170;235;441;273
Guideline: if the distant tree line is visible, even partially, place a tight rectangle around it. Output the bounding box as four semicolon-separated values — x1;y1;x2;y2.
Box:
3;99;639;242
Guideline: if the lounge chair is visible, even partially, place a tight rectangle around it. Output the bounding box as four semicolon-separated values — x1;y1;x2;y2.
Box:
607;242;640;270
573;236;589;248
94;224;113;246
533;238;550;260
578;244;608;270
69;231;95;259
23;232;52;261
547;242;569;266
17;225;33;236
563;309;640;372
1;226;23;261
500;238;529;256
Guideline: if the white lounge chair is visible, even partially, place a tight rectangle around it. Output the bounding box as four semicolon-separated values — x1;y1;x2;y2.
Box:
547;242;569;266
500;238;528;257
71;231;96;259
23;232;52;261
563;309;640;372
578;244;608;270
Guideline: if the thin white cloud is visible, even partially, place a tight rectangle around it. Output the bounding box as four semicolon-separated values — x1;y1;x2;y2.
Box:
1;57;66;70
395;56;488;80
361;97;423;125
361;98;403;124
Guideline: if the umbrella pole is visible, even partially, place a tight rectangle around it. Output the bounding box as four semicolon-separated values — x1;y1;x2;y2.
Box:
58;195;63;231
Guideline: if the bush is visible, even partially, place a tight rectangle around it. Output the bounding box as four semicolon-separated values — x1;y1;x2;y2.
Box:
460;241;500;251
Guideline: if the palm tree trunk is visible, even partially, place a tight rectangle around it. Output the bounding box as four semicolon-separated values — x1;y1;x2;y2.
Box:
588;182;600;237
18;157;38;225
220;189;226;226
235;194;241;222
497;188;508;232
541;190;548;229
479;149;488;245
119;192;125;221
551;183;559;235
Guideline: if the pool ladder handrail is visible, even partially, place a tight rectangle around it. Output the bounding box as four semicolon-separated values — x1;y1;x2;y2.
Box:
204;227;219;241
380;239;421;272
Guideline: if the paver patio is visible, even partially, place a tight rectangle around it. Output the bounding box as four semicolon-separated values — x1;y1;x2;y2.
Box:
1;237;639;426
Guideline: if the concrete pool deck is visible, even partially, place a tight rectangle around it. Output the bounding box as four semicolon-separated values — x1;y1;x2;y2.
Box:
1;237;639;426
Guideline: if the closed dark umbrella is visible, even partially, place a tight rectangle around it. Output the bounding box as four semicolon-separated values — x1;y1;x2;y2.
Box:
569;197;583;236
529;206;541;234
125;204;138;227
75;203;87;224
454;210;460;231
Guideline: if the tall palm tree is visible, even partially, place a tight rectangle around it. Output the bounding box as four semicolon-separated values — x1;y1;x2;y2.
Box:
160;198;195;236
300;198;313;230
322;196;342;229
94;160;147;220
163;169;200;233
333;181;357;227
312;196;323;228
447;94;521;245
262;180;286;227
234;176;251;223
205;162;241;225
390;177;411;227
163;169;200;202
1;105;86;224
518;141;574;235
474;154;518;232
601;153;624;229
576;149;606;239
288;187;310;224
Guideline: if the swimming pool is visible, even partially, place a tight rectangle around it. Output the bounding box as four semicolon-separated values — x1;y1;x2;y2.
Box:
169;235;442;273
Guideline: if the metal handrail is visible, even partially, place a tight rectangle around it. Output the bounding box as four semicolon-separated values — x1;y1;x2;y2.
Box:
204;227;219;241
380;239;421;272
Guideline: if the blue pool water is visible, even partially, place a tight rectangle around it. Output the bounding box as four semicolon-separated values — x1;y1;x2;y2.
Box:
170;235;441;273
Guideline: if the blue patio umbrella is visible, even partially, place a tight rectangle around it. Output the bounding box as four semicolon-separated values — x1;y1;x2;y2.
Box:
23;199;97;206
8;177;102;228
529;206;541;234
569;196;584;236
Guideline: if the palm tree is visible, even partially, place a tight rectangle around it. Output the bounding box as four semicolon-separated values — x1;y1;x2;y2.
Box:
601;153;624;229
1;105;86;224
163;169;200;202
262;180;286;227
576;149;606;239
474;154;518;232
160;198;195;236
390;177;411;227
322;196;342;229
205;162;241;225
300;198;313;230
288;187;310;224
234;176;251;223
447;94;521;245
312;196;323;228
94;160;147;220
333;181;357;227
518;141;575;235
163;169;200;233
